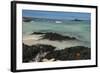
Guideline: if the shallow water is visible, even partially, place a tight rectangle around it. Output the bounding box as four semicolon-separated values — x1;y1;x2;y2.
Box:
22;20;91;48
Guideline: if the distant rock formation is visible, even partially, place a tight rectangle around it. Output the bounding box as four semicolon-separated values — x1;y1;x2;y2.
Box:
23;17;33;22
72;18;83;21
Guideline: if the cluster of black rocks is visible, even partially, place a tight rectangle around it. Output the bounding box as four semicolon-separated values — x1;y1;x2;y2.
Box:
23;17;33;22
32;32;77;41
23;44;56;62
45;46;90;60
23;43;90;63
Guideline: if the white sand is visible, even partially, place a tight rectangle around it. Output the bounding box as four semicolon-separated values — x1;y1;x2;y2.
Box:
42;58;55;62
23;34;42;41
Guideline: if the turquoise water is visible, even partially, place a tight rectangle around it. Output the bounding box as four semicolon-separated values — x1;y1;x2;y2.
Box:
22;20;91;46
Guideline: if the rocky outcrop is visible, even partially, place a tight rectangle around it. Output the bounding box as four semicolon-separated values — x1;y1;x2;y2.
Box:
23;43;90;63
32;32;77;41
23;44;56;62
45;46;90;61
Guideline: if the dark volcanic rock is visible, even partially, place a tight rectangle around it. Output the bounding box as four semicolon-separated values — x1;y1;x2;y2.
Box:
31;32;45;35
32;32;77;41
23;43;91;62
23;17;33;22
42;32;76;41
44;49;69;60
66;46;91;60
23;44;56;62
45;46;91;61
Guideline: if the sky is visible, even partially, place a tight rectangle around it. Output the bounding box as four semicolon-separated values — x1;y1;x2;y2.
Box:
22;10;91;20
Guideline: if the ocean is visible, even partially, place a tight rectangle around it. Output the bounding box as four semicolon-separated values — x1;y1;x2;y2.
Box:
22;19;91;48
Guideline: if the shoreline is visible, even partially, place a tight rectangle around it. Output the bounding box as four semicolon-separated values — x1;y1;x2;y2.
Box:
22;33;90;49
